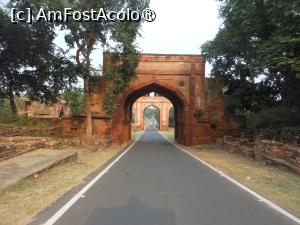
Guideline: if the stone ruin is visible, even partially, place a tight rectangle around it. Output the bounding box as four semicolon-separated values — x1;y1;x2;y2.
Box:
18;98;71;119
217;128;300;174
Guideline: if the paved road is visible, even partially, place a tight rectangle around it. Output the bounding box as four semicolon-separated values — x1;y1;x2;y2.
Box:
32;129;298;225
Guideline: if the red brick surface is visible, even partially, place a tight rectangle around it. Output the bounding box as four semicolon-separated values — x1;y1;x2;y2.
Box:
62;53;240;146
132;96;173;131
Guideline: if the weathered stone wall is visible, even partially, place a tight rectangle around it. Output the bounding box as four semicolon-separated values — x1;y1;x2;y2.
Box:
218;136;300;173
0;134;112;160
255;140;286;159
0;144;18;160
0;136;62;160
253;127;300;145
61;117;86;136
61;117;111;138
191;78;241;145
0;124;62;137
218;136;254;157
0;124;63;160
20;99;70;118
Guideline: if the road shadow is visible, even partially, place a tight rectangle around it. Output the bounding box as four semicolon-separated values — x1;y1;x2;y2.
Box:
85;196;177;225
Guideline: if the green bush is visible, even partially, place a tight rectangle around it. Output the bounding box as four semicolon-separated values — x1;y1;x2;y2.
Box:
0;97;27;118
0;99;56;128
63;90;84;117
245;107;300;129
0;98;12;118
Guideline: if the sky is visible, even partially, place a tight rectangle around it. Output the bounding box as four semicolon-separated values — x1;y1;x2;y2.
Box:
1;0;222;76
136;0;221;55
135;0;222;75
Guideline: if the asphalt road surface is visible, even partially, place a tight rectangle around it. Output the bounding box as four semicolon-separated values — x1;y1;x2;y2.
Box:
31;128;299;225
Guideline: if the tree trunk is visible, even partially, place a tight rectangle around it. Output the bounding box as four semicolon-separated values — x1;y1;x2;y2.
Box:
9;88;17;116
74;37;95;142
84;77;93;140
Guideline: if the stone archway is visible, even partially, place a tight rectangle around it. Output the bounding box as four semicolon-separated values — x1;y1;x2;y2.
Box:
132;95;173;131
113;80;188;145
143;105;160;130
62;53;240;146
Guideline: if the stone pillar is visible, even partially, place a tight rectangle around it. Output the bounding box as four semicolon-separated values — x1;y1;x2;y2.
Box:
160;101;170;131
199;60;206;110
123;108;131;143
165;103;170;129
185;62;196;146
140;103;145;130
136;102;143;131
159;103;163;130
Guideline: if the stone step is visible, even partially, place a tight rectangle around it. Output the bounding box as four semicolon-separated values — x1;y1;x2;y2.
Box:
0;149;77;189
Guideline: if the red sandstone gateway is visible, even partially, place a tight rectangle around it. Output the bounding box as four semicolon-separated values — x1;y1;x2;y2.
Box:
132;95;173;131
62;53;239;146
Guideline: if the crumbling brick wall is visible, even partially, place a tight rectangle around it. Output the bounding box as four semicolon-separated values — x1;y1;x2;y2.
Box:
0;124;62;137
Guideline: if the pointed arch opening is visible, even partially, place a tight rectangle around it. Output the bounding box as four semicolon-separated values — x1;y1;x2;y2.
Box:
112;81;188;145
143;105;160;131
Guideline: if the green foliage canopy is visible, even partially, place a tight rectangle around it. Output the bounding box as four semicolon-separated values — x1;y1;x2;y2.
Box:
103;0;149;117
201;0;300;114
0;3;78;114
48;0;149;118
63;89;84;117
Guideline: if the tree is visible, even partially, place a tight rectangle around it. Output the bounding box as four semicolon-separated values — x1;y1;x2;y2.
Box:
55;0;149;139
0;98;12;119
153;108;160;124
64;89;84;117
0;4;78;115
144;106;159;123
144;107;153;119
201;0;300;114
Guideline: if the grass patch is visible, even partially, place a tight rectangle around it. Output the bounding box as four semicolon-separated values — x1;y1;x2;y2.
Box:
131;130;142;141
187;145;300;216
0;145;123;225
0;116;58;128
160;128;175;142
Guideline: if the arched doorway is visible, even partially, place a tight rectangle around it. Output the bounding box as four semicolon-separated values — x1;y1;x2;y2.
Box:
143;105;160;130
111;81;188;145
131;94;173;131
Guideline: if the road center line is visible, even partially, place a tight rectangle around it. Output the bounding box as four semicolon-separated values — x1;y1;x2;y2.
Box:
43;132;144;225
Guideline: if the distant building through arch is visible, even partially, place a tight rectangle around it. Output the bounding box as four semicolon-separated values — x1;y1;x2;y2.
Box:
132;95;173;131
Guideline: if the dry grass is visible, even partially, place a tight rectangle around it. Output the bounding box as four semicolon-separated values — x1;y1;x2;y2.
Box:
161;129;174;142
0;116;58;128
162;130;300;217
0;145;123;225
131;130;142;141
189;146;300;217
